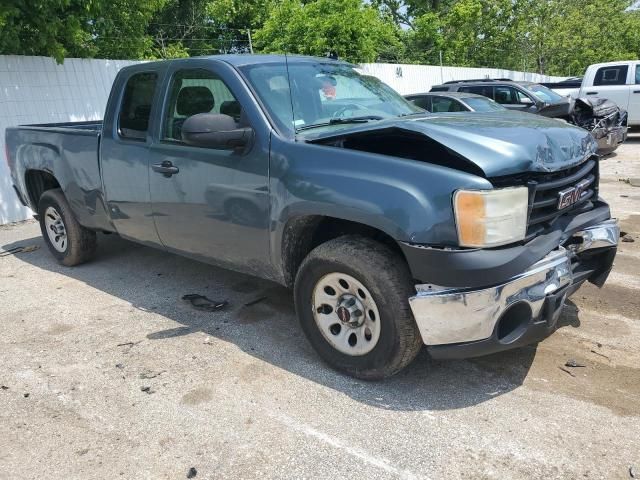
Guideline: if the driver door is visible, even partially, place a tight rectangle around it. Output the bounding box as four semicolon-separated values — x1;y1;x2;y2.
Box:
147;63;271;275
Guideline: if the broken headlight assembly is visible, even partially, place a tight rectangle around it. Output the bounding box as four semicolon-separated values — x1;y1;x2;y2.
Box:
453;187;529;248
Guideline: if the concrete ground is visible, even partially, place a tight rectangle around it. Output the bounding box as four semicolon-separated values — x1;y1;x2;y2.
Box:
1;138;639;480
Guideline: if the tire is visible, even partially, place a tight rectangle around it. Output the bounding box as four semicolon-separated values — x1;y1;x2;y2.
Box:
38;188;97;266
294;235;422;379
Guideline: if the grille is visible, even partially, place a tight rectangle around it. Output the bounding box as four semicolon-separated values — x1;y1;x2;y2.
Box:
492;158;599;242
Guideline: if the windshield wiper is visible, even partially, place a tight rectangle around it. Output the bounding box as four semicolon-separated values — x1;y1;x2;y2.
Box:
297;115;384;132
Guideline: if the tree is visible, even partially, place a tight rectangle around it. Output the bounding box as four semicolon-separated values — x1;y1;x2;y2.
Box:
254;0;403;62
0;0;99;62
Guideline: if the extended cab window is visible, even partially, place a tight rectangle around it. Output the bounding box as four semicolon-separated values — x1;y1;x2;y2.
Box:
118;72;158;140
163;68;239;142
594;65;628;86
635;65;640;84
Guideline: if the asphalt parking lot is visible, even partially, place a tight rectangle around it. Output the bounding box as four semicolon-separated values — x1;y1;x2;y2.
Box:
1;137;639;480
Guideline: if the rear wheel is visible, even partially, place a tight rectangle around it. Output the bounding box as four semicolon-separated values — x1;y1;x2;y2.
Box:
294;235;422;379
38;189;97;266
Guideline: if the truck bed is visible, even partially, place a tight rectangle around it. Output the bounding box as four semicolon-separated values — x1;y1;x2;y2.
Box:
5;120;112;232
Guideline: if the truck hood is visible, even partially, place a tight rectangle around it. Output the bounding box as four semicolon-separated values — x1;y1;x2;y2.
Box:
304;111;597;178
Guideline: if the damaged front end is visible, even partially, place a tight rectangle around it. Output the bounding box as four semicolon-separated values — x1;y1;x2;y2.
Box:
571;97;628;156
539;97;628;156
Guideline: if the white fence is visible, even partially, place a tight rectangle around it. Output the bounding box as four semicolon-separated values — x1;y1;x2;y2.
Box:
0;55;136;224
1;55;566;225
358;63;566;95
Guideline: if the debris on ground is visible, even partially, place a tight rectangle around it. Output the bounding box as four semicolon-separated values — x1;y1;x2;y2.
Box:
630;465;637;478
622;236;635;243
187;467;198;478
115;363;125;369
559;366;576;377
565;359;586;368
117;341;142;348
590;349;611;360
0;245;39;257
139;369;164;380
244;296;267;307
23;393;30;398
140;386;154;394
182;294;227;312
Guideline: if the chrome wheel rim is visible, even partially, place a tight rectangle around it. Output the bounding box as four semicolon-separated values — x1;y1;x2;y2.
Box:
44;206;67;252
312;272;381;356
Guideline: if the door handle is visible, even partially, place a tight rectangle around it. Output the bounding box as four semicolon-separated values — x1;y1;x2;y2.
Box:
585;91;598;95
152;160;179;177
634;90;640;94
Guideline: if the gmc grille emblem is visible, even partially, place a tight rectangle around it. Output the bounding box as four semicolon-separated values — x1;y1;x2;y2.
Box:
557;179;591;210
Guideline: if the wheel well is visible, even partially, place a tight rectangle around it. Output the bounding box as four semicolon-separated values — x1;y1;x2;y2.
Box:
281;215;407;287
25;170;60;207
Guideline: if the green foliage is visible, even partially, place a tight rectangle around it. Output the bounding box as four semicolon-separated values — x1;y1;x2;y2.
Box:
0;0;638;73
408;0;640;74
254;0;402;62
0;0;99;62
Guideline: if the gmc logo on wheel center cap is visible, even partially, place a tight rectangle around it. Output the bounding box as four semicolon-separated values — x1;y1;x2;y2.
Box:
557;179;591;210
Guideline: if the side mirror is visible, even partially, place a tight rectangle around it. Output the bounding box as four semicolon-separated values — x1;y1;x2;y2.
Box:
181;113;253;150
520;96;534;105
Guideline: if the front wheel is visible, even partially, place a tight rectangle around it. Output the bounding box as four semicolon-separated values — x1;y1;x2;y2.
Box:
38;189;97;266
294;235;422;379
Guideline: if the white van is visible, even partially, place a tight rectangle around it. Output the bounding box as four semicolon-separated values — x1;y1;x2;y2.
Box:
580;60;640;125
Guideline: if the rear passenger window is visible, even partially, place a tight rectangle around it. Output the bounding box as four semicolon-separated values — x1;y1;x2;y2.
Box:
431;97;465;112
409;96;431;110
594;65;628;86
118;72;158;140
459;86;494;99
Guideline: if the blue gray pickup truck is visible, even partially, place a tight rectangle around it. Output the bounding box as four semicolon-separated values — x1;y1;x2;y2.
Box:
5;55;619;378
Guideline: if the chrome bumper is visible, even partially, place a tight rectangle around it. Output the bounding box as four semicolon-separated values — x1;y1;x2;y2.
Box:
409;219;619;346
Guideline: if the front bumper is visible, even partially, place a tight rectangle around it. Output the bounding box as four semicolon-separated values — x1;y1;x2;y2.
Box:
408;219;618;359
594;125;627;156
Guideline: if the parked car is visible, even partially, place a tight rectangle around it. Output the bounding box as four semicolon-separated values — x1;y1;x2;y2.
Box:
431;79;627;155
5;55;619;379
404;92;506;113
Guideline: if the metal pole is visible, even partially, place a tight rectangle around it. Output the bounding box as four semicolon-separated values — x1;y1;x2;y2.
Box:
439;50;444;83
247;29;254;54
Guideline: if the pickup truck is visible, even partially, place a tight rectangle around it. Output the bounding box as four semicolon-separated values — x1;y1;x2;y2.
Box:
5;55;619;379
577;60;640;126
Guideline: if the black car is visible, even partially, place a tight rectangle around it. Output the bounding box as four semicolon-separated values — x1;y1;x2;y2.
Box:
404;92;506;113
429;79;627;155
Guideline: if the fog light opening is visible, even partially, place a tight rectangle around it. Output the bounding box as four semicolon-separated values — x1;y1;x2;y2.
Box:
497;302;532;344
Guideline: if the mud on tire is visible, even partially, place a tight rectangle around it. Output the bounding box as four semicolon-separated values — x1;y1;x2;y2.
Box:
294;235;423;379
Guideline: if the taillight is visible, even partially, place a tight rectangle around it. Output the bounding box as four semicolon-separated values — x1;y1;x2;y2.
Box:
4;142;10;169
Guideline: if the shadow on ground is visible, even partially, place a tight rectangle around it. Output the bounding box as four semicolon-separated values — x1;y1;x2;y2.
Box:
1;232;578;412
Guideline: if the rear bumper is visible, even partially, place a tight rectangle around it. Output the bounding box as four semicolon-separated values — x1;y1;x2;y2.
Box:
408;219;618;359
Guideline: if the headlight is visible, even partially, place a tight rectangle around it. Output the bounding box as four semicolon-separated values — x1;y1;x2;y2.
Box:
453;187;529;248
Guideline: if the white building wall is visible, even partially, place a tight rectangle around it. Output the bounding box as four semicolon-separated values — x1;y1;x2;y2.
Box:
1;55;566;225
0;55;137;224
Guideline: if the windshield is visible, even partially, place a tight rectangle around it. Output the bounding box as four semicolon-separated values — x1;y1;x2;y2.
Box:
463;96;506;112
527;84;565;104
239;61;422;134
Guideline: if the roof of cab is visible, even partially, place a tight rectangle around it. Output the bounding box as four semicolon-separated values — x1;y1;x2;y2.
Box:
120;54;353;71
